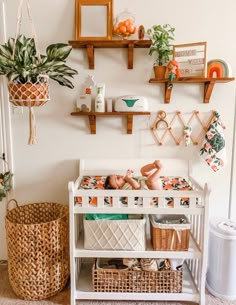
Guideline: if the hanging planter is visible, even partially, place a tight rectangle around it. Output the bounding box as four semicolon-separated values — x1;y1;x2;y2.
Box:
0;0;78;144
8;78;49;107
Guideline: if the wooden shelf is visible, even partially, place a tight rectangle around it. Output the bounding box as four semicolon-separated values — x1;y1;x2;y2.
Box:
69;39;151;69
149;77;235;103
70;111;151;134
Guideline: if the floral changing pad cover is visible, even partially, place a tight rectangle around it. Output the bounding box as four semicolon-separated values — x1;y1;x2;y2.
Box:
75;176;193;207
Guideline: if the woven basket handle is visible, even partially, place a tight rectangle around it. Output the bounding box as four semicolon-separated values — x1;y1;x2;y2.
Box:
6;199;19;212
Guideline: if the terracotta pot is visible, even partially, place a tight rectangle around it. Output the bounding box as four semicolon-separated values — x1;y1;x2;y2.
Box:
154;65;166;79
8;82;49;107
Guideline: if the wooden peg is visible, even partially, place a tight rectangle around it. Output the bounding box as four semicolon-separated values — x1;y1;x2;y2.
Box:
152;111;169;130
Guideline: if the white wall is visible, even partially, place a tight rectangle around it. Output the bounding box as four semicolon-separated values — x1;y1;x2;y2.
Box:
1;0;236;257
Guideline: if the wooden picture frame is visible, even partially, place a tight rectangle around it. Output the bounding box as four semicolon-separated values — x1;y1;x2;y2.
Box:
75;0;113;40
173;42;207;77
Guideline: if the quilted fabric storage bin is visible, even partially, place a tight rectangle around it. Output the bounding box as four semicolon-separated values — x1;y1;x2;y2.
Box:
150;214;191;251
84;216;146;250
92;258;182;293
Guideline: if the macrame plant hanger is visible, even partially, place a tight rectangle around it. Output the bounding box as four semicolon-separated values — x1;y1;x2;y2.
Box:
8;0;50;145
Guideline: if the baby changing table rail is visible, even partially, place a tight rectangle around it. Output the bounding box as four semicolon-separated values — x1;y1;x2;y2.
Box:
69;158;210;305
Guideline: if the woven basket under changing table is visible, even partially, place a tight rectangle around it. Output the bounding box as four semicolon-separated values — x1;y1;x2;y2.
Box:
84;216;146;250
92;258;182;293
150;214;191;251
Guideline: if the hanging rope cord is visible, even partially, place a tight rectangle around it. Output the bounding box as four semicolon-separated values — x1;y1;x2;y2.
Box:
13;0;41;60
11;0;49;145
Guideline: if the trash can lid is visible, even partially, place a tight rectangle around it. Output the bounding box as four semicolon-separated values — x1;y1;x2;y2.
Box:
210;218;236;238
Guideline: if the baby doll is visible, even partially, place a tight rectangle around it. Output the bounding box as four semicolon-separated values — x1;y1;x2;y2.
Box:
104;160;163;190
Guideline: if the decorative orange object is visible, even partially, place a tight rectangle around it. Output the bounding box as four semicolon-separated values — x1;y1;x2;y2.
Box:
113;10;136;38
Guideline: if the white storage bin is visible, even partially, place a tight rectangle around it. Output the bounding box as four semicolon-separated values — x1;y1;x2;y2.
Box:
206;218;236;301
84;216;146;251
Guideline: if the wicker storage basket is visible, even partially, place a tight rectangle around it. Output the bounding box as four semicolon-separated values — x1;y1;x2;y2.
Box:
150;214;191;251
5;200;69;300
84;216;146;251
92;258;182;293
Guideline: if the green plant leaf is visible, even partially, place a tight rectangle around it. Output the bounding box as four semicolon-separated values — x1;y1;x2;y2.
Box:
0;34;78;88
49;75;74;88
46;44;72;61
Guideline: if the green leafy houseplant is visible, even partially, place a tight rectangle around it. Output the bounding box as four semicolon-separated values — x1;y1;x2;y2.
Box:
147;24;175;66
0;34;78;89
0;171;12;201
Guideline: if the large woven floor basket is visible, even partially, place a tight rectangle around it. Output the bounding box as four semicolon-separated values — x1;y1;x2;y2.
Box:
5;201;69;300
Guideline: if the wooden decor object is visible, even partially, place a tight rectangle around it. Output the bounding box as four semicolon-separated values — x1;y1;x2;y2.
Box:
151;110;220;146
207;59;232;78
173;42;207;77
75;0;113;40
151;111;177;145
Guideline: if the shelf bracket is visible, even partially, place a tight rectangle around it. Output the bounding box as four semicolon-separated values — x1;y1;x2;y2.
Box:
88;115;96;134
204;80;216;103
87;44;94;69
165;82;172;103
128;42;134;69
127;114;133;134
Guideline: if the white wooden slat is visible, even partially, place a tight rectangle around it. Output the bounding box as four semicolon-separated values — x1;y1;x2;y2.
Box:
112;196;119;207
158;197;165;208
189;197;197;208
97;196;104;207
82;196;89;208
143;197;150;208
127;196;135;208
112;197;119;208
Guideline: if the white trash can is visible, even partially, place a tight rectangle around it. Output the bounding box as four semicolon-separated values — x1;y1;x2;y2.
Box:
206;218;236;301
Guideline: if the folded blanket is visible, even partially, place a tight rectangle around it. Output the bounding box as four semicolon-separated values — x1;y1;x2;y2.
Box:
199;112;226;172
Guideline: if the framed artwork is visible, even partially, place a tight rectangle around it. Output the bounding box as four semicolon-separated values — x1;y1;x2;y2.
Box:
75;0;113;40
173;42;207;77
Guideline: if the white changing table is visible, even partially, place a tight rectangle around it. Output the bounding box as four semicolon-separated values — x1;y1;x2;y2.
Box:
68;158;210;305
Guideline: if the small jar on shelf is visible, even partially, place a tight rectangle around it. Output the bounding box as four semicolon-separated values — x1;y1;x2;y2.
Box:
113;9;136;39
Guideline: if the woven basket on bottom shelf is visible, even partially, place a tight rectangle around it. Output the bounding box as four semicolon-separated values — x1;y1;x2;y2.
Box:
5;201;69;300
92;259;182;293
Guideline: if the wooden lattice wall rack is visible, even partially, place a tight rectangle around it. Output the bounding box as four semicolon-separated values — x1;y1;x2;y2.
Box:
151;110;222;146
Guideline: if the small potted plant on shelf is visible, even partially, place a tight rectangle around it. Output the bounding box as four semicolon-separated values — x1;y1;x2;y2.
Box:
146;24;175;79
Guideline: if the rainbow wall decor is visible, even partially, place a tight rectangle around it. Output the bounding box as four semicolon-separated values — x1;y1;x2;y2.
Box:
207;59;232;78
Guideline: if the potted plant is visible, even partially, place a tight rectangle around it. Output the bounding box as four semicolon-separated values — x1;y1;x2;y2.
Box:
0;34;78;103
0;34;78;144
146;24;175;79
0;157;13;202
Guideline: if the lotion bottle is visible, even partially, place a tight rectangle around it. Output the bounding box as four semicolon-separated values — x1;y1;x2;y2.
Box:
95;87;105;112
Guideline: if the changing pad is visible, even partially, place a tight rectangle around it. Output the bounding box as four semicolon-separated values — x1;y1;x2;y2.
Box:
75;176;193;207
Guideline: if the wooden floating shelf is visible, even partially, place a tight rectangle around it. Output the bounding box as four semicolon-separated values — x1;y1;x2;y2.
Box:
149;77;235;103
69;39;151;69
71;111;151;134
